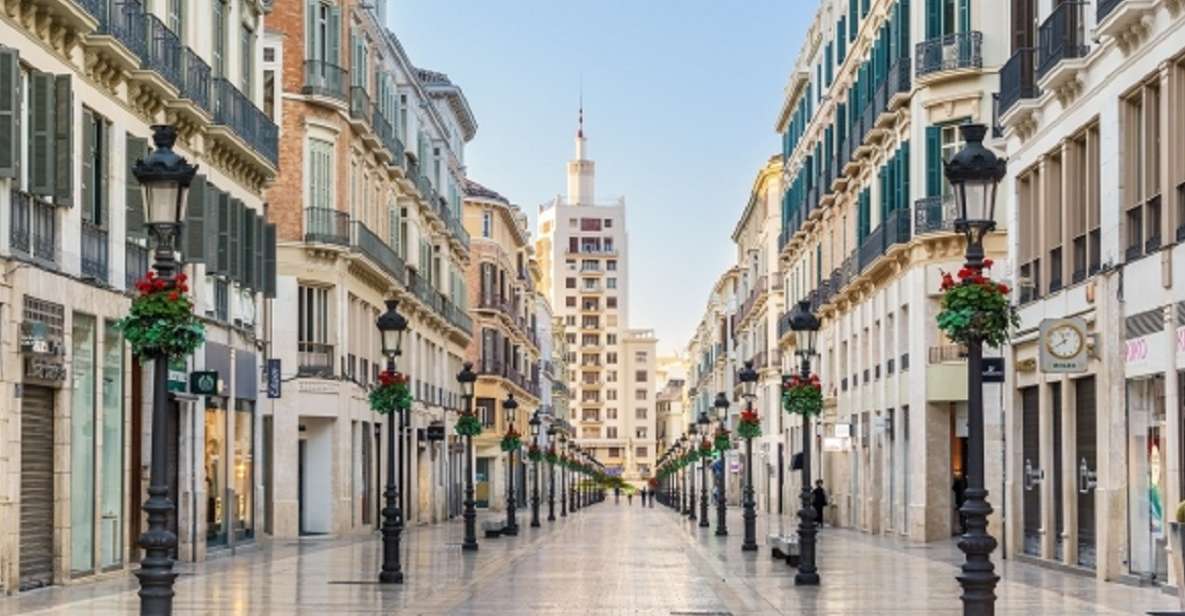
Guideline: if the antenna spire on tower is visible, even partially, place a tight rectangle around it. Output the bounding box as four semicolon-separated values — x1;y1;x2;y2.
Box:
578;88;584;139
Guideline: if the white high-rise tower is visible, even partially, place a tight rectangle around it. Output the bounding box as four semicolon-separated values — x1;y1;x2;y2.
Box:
536;109;657;485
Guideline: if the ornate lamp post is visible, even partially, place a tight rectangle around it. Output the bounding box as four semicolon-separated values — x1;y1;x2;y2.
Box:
376;300;409;583
547;425;558;521
946;123;1006;616
569;444;579;512
697;412;711;528
713;393;730;537
456;363;479;551
560;432;569;517
739;361;760;551
686;424;698;521
789;299;821;586
131;125;197;615
529;411;542;528
503;393;520;535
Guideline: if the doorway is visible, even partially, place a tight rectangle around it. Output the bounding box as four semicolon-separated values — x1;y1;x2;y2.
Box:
951;403;969;536
19;385;55;591
1021;386;1040;555
1076;376;1097;569
476;457;490;508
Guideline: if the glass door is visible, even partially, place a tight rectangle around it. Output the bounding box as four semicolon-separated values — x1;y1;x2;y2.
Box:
1127;376;1167;580
70;314;96;576
205;398;228;547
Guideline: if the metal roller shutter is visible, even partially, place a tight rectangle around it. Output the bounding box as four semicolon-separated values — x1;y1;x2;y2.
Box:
20;386;55;590
1075;376;1097;568
1020;386;1039;556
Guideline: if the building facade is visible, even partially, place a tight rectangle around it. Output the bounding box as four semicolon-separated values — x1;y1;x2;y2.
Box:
998;0;1185;584
771;0;1007;542
686;269;741;503
264;0;474;539
462;180;543;511
535;115;658;484
0;0;278;592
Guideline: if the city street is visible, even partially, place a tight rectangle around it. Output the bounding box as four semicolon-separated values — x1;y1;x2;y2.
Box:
3;504;1176;615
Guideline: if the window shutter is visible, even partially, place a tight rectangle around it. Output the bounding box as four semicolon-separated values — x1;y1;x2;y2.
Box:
925;126;942;197
98;119;108;226
254;211;265;292
53;74;72;206
28;71;55;198
126;135;147;239
203;184;222;269
849;0;859;40
0;47;20;179
228;198;241;282
216;190;230;273
900;0;911;52
958;0;970;34
306;0;316;60
183;174;207;262
328;6;341;66
80;110;94;222
902;140;911;207
263;222;277;298
926;0;941;39
242;208;255;290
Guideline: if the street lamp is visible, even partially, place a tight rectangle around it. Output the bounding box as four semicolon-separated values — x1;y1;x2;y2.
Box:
946;123;1005;615
456;362;478;551
697;411;711;528
686;423;698;521
375;299;409;583
529;411;542;528
789;299;820;586
713;393;730;537
560;431;568;517
739;361;760;551
503;393;519;535
547;425;558;521
131;124;197;615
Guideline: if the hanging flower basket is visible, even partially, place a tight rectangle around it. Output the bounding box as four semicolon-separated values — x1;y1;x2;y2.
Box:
737;409;762;439
117;272;205;359
527;443;543;462
500;427;522;453
683;449;699;466
370;370;412;415
545;447;558;465
701;437;718;457
455;412;482;437
936;259;1019;348
782;373;822;417
712;431;731;454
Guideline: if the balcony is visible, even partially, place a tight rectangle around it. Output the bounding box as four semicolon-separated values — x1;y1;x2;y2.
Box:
211;78;279;167
303;60;348;102
349;86;373;127
144;14;182;93
914;196;958;235
179;47;211;114
999;48;1040;117
884;206;912;247
915;32;983;81
125;240;149;290
887;56;912;107
9;189;56;265
351;222;406;284
858;225;885;272
373;108;405;168
929;344;968;364
298;342;335;377
80;222;109;283
1096;0;1159;48
304;207;350;245
1038;2;1090;83
91;0;147;71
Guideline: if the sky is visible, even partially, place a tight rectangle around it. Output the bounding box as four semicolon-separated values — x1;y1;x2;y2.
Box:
390;1;806;356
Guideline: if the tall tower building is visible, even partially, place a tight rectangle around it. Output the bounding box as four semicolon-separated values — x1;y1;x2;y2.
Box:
537;111;657;484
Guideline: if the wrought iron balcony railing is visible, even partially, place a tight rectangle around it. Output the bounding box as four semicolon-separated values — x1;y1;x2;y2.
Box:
302;60;348;101
298;341;335;377
1038;1;1090;80
180;47;212;113
349;86;372;125
914;196;958;234
10;189;57;265
304;207;350;245
145;13;183;92
858;224;885;272
212;78;278;165
999;48;1040;115
915;31;983;77
125;240;149;290
80;221;109;282
351;221;406;284
96;0;147;60
1098;0;1124;21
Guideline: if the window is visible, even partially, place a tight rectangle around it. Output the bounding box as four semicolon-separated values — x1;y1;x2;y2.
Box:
1017;167;1040;302
634;351;647;363
263;69;276;121
635;408;648;420
1068;123;1101;283
635;370;647;382
607;278;617;289
212;0;227;77
583;278;597;289
565;316;575;326
582;427;599;439
635;428;647;439
80;109;108;227
607;297;617;309
604;218;613;227
565;277;576;289
308;138;334;211
607;370;617;383
606;334;617;345
940;125;964;201
565;297;576;307
635;447;647;459
168;0;185;38
606;408;618;419
482;211;492;238
608;447;621;458
298;285;330;350
580;218;602;231
634;389;647;401
1125;81;1163;260
607;260;617;271
607;390;617;401
606;427;618;439
241;24;254;94
607;352;617;364
568;217;578;228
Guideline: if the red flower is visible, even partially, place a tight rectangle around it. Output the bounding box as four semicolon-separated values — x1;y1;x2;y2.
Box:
740;409;759;424
176;272;187;283
982;258;994;269
997;283;1010;294
168;291;180;302
146;270;156;279
153;278;166;291
971;275;985;285
957;268;971;279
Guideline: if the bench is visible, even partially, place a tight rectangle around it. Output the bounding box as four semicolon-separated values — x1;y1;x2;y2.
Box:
481;520;507;538
768;534;800;566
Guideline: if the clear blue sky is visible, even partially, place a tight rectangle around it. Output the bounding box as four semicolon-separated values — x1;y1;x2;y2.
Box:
390;1;805;355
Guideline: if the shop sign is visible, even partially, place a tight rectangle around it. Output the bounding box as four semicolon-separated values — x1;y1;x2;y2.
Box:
20;321;62;355
167;357;188;393
189;371;219;396
425;422;445;441
982;357;1006;383
266;359;282;399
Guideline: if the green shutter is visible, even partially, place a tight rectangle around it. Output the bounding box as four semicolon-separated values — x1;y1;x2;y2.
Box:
203;184;222;269
254;211;265;292
902;140;911;207
216;190;230;273
900;0;912;51
242;208;255;290
926;0;941;39
926;126;942;197
0;48;19;179
958;0;970;34
263;223;277;298
228;198;241;282
28;71;54;198
183;174;207;261
849;0;859;40
879;167;888;221
98;119;108;226
80;110;93;219
126;135;147;239
306;0;316;60
53;74;72;206
328;6;341;66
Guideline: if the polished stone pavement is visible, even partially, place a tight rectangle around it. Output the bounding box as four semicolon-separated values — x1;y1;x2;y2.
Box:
3;500;1181;615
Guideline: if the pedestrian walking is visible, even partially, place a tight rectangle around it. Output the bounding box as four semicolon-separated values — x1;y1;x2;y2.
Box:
627;491;633;506
811;479;827;527
615;486;620;504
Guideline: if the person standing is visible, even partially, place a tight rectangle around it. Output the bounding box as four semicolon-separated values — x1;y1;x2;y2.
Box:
627;490;633;506
811;479;827;528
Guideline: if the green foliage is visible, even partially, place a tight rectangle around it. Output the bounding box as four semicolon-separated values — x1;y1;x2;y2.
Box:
737;419;762;439
713;433;731;453
527;445;543;462
500;432;522;453
782;374;822;417
117;273;204;359
455;413;482;437
936;265;1020;348
369;371;412;415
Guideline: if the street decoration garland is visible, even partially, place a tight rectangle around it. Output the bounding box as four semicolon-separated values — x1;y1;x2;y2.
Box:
713;430;730;454
782;373;822;417
527;443;543;462
455;412;482;437
117;271;205;359
936;259;1019;348
737;408;762;439
369;370;413;415
500;426;522;453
